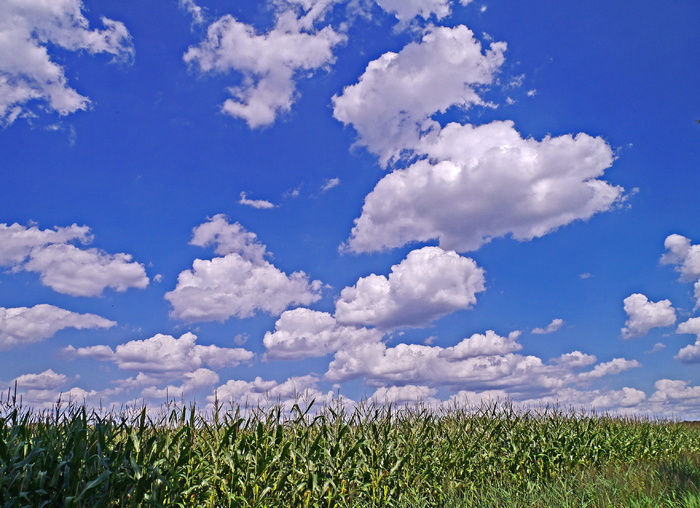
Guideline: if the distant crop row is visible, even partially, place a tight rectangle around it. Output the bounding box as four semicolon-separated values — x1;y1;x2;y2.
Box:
1;395;700;507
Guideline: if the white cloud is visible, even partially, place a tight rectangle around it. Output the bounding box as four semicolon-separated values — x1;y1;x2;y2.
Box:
374;0;451;21
0;304;115;350
532;318;564;335
264;308;383;359
0;0;133;124
333;25;506;166
347;121;623;253
209;374;340;412
650;379;700;405
520;386;647;411
661;234;700;308
11;369;68;390
577;358;641;381
321;177;340;192
239;192;276;209
184;3;345;128
179;0;204;25
675;317;700;364
64;332;253;379
553;351;597;368
661;234;700;280
369;384;438;405
443;330;522;360
141;368;220;399
23;243;150;297
621;293;676;339
190;214;268;262
0;222;149;296
335;246;485;328
166;216;322;322
325;329;632;397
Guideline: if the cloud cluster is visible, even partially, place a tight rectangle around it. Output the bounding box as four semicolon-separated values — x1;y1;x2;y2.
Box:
65;332;253;377
0;0;133;124
621;293;676;339
184;1;345;127
6;369;98;409
0;304;115;350
0;223;149;297
332;23;622;254
325;331;638;395
165;215;322;322
335;247;485;328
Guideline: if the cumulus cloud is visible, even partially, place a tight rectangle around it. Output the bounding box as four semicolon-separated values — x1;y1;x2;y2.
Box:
263;308;383;359
333;25;506;166
11;369;68;390
532;318;564;335
4;369;100;409
325;328;633;398
520;386;647;411
675;317;700;364
0;0;133;124
239;192;276;209
209;374;341;412
347;121;623;253
189;214;268;262
0;222;149;296
577;358;641;381
661;234;700;308
335;246;485;328
369;384;438;405
184;2;345;128
64;332;253;380
621;293;676;339
141;368;220;399
661;234;700;281
166;215;322;322
0;304;115;350
374;0;451;21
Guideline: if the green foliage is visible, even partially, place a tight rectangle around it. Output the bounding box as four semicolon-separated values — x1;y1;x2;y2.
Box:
1;397;699;507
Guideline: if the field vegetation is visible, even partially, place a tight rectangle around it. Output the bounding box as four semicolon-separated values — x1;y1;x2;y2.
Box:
1;393;700;507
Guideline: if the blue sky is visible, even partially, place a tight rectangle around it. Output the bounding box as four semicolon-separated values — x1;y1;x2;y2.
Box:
1;0;700;417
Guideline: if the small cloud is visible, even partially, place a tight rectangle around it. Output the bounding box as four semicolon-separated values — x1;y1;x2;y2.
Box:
239;192;276;209
646;342;666;354
179;0;204;25
580;272;592;279
153;274;163;283
505;97;516;105
233;333;248;346
321;178;340;193
526;89;537;97
507;74;525;88
480;5;487;13
532;318;564;335
423;335;437;345
285;186;302;199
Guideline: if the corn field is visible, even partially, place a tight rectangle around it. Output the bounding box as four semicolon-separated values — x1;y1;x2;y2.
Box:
1;396;700;507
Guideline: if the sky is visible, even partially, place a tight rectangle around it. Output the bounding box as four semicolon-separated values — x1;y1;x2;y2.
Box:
1;0;699;418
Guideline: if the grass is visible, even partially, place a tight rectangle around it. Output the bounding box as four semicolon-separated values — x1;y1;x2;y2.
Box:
1;395;700;507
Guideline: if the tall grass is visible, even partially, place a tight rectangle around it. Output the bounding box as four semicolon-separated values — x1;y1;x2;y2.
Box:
1;395;700;507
